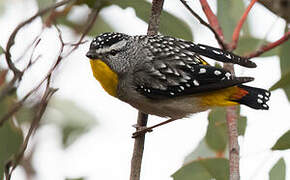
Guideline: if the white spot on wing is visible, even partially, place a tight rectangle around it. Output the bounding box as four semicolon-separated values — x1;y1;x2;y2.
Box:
225;72;231;79
214;70;222;75
193;79;199;86
199;45;206;50
212;50;221;54
199;68;206;74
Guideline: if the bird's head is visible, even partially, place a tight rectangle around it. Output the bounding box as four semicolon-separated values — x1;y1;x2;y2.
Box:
86;32;132;74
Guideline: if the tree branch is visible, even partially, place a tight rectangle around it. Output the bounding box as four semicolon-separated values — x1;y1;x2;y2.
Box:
130;112;148;180
231;0;258;50
5;0;75;77
225;105;240;180
179;0;226;49
130;1;164;180
199;0;225;44
245;31;290;58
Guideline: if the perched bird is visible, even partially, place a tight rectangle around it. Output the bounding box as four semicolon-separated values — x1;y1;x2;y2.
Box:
86;32;270;120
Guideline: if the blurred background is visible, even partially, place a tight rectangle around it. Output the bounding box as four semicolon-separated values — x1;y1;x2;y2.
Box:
0;0;290;180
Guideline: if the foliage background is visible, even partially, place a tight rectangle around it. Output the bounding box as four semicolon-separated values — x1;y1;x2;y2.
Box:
0;0;289;180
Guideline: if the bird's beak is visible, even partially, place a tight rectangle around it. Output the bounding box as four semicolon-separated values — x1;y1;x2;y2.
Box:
86;51;100;60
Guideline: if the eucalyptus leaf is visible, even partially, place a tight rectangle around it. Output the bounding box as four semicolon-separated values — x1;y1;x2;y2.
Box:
206;107;228;152
184;140;217;164
0;120;23;180
172;158;229;180
272;130;290;150
270;31;290;101
36;0;54;10
217;0;249;41
65;177;85;180
0;46;4;55
205;106;247;153
269;158;286;180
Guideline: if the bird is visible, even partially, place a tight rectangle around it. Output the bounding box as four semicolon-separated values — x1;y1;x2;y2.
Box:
86;32;270;123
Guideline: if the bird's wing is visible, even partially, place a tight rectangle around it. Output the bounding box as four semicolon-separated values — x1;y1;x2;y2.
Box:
144;35;256;68
133;38;254;99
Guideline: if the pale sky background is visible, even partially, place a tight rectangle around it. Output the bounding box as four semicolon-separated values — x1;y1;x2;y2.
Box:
0;0;290;180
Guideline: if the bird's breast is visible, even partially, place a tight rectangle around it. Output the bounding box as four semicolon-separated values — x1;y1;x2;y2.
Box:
90;59;118;97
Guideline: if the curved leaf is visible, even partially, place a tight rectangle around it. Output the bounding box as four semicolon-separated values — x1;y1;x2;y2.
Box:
217;0;249;41
269;158;286;180
206;107;227;152
272;130;290;150
270;31;290;101
172;158;229;180
206;107;247;153
0;120;23;179
184;140;217;164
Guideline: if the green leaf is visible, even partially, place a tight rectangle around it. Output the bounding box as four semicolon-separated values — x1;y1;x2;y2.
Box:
184;140;217;164
0;0;6;16
236;106;247;136
217;0;248;41
0;46;4;55
269;158;286;180
113;0;193;40
234;37;278;57
172;158;229;180
43;98;97;148
65;177;85;180
272;130;290;150
270;32;290;101
75;0;96;8
206;107;228;152
36;0;54;10
0;120;23;180
206;106;247;153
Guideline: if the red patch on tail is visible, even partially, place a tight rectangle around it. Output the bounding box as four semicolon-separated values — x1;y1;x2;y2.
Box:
231;87;249;100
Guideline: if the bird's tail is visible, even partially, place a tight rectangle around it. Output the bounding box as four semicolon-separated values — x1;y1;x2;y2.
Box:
231;85;271;110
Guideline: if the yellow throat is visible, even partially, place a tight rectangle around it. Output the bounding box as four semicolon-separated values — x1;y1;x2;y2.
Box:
90;59;118;97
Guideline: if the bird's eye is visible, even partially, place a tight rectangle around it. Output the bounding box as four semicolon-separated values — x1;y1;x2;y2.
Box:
110;49;118;56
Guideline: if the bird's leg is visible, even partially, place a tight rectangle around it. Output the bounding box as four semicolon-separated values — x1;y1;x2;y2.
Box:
132;118;178;138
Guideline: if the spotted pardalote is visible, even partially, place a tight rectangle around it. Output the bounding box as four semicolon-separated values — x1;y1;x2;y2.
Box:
86;32;270;119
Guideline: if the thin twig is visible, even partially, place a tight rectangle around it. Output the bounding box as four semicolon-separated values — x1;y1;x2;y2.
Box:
231;0;258;50
0;25;65;127
67;7;100;55
245;31;290;58
179;0;226;49
147;0;164;36
5;86;57;180
130;1;164;180
132;118;177;138
5;0;75;77
199;0;225;45
130;112;148;180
